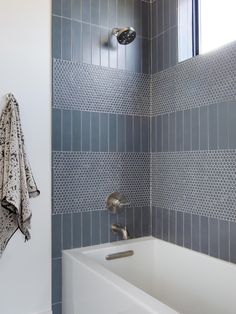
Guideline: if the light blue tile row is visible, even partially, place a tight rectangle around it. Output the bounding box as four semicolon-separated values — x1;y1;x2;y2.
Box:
52;109;150;153
152;208;236;264
152;101;236;152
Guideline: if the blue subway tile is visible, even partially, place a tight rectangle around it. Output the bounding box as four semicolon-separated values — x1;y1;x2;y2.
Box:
163;30;170;70
82;23;91;64
183;109;191;151
62;18;71;60
101;210;109;244
82;0;91;22
52;0;61;16
169;210;176;244
91;26;101;66
218;102;229;149
126;207;134;238
169;112;176;151
126;115;133;152
156;207;163;239
228;101;236;149
176;110;183;151
200;106;208;150
52;109;62;151
118;42;126;70
100;0;108;27
109;114;117;152
72;21;82;63
82;212;91;247
141;116;149;152
117;0;126;27
184;212;191;249
157;34;164;72
101;28;109;67
81;111;91;151
151;37;158;74
117;209;125;228
134;207;142;238
52;214;62;258
162;114;169;152
158;0;164;34
91;112;100;152
72;213;82;248
152;207;157;237
62;110;72;151
142;207;150;236
134;116;141;152
109;35;118;69
52;302;62;314
62;213;72;250
209;218;219;258
62;0;71;18
200;216;209;255
92;211;101;245
134;0;141;36
141;1;149;37
71;0;82;20
163;0;170;30
192;214;200;252
191;108;199;151
230;222;236;263
169;28;178;67
118;115;125;152
163;209;169;241
108;0;117;28
91;0;100;25
219;220;229;262
151;116;156;152
52;258;62;304
169;0;177;27
177;211;184;246
110;212;118;242
99;113;108;152
208;103;218;150
53;16;61;59
72;110;81;151
156;115;163;152
142;38;150;74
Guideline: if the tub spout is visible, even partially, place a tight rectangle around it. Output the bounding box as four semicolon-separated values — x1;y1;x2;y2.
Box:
111;224;130;240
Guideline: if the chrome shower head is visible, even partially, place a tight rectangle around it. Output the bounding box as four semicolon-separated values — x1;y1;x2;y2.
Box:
112;27;136;45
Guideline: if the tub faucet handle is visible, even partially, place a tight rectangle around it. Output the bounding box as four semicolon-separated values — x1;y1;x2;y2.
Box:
106;192;130;214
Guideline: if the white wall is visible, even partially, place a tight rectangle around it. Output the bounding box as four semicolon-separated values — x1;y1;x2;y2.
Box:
0;1;51;314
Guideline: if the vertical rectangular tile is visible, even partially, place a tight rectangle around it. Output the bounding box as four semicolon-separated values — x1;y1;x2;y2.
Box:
134;0;141;36
53;16;61;59
109;114;117;152
72;21;82;63
82;23;91;64
169;26;178;68
142;207;150;237
169;112;176;151
200;215;209;255
53;0;61;16
163;0;170;30
156;115;162;152
62;213;72;250
134;207;142;238
117;0;126;26
208;103;218;150
184;212;191;249
134;116;141;152
183;109;191;151
169;210;176;244
52;303;62;314
126;115;133;152
100;0;108;27
101;210;109;244
162;114;169;152
192;214;200;252
157;34;164;72
109;36;118;69
99;113;108;152
91;0;100;25
228;101;236;149
230;222;236;263
209;218;219;258
156;207;163;239
91;26;101;66
82;211;91;247
101;28;109;67
91;112;100;152
62;18;71;60
151;37;158;74
142;38;150;74
117;209;125;228
141;1;149;37
151;1;158;38
191;107;199;151
62;110;72;151
72;110;81;151
126;207;134;238
163;209;169;241
118;114;125;152
52;214;62;258
169;0;177;27
92;211;101;245
152;207;157;237
110;213;118;242
200;106;208;150
219;220;229;262
176;110;183;151
176;211;184;246
157;0;164;35
151;116;156;152
62;0;71;18
82;0;91;22
141;116;149;152
118;43;126;70
218;102;229;149
52;108;62;151
72;0;82;20
108;0;117;28
81;111;90;151
72;212;82;248
163;29;170;71
52;258;62;304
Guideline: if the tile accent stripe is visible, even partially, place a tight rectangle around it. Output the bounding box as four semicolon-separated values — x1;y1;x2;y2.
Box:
151;150;236;222
53;152;150;214
53;59;151;115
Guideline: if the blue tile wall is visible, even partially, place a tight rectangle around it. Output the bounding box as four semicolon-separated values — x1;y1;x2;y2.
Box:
152;208;236;264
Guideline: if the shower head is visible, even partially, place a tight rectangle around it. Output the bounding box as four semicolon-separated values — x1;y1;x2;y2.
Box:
112;27;136;45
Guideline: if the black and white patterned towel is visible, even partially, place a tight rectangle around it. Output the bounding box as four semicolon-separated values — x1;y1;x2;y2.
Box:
0;93;40;256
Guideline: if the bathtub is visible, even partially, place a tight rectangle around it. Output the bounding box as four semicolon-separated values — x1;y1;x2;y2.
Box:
62;237;236;314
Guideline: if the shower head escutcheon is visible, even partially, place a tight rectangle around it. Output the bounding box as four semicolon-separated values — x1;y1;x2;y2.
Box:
112;27;136;45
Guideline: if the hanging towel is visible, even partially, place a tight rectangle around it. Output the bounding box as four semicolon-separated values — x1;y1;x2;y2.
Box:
0;93;40;257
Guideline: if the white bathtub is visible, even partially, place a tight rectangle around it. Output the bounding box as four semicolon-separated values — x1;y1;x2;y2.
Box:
62;237;236;314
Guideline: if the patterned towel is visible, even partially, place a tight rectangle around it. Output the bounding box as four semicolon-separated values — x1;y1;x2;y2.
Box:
0;94;40;256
